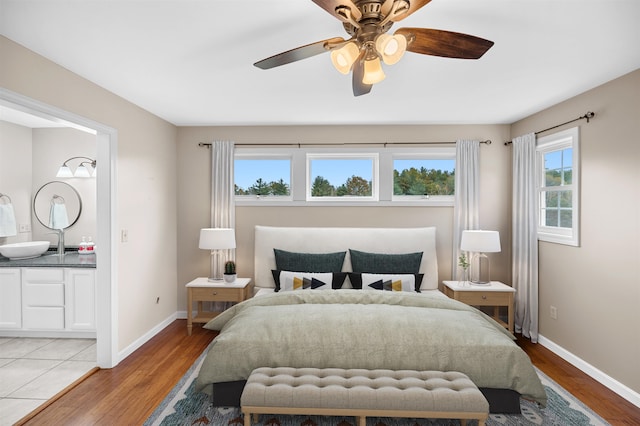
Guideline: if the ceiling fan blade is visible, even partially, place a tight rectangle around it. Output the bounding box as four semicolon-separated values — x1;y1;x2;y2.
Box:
352;53;373;96
389;0;433;21
395;27;494;59
254;37;346;69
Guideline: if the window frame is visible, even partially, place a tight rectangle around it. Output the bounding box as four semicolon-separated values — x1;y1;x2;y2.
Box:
391;148;456;204
234;150;293;202
306;152;379;202
536;127;580;246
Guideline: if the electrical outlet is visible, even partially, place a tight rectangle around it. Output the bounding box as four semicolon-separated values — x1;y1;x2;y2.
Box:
550;305;558;320
18;224;31;233
121;229;128;242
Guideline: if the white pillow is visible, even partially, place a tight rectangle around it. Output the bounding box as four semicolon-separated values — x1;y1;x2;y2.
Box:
277;271;335;292
361;273;416;292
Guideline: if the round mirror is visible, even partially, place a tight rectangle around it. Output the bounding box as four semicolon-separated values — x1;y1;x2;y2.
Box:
33;181;82;230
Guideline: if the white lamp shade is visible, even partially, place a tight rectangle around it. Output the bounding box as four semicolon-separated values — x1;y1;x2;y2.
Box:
376;33;407;65
74;164;91;178
330;42;359;74
362;57;385;84
56;165;74;178
460;230;501;253
199;228;236;250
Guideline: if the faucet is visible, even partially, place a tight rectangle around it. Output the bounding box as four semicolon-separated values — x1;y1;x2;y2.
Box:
49;229;65;255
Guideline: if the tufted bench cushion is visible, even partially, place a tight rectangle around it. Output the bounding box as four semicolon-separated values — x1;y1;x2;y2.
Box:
241;367;489;426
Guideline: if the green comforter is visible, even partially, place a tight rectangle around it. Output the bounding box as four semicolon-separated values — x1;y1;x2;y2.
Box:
195;290;547;405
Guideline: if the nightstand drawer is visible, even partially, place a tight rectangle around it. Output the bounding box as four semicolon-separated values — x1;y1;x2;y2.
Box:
191;286;243;302
456;291;510;306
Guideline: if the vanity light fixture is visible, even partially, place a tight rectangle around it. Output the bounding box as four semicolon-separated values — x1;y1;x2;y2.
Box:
56;156;96;178
460;230;501;285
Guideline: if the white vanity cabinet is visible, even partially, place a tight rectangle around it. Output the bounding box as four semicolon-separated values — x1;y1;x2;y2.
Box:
0;266;96;336
0;268;22;328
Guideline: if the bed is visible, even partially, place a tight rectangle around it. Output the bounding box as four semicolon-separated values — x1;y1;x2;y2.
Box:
195;226;547;413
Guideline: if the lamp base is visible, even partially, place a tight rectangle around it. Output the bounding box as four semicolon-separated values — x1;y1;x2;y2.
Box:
470;253;491;285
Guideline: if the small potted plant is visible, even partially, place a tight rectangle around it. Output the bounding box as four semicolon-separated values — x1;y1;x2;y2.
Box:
458;253;470;286
224;260;237;283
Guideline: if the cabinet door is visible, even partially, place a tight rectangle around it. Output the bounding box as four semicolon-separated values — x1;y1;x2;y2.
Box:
65;268;96;330
0;268;22;329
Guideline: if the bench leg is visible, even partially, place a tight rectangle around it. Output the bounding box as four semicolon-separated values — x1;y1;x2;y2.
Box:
460;420;467;426
243;412;251;426
355;415;366;426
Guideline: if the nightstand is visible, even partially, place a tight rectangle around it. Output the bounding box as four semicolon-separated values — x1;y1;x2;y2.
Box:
186;277;252;335
442;280;515;333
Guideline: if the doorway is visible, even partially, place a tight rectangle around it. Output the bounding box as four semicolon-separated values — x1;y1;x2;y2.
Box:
0;88;117;368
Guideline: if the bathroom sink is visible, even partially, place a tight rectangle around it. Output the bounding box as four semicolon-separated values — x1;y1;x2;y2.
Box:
0;241;50;260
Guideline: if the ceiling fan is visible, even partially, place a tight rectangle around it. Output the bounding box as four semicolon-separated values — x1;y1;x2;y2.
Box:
254;0;494;96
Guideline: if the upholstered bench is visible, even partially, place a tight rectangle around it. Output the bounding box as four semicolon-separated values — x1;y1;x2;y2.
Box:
241;367;489;426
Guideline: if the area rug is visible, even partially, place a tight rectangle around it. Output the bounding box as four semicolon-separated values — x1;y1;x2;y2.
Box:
144;343;609;426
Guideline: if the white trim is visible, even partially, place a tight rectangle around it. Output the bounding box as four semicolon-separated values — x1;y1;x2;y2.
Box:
539;334;640;408
0;88;118;369
117;312;177;362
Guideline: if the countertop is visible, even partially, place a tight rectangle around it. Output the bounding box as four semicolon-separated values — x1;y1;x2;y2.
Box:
0;251;96;268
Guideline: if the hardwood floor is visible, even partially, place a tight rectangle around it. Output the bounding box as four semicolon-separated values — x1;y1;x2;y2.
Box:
16;320;640;425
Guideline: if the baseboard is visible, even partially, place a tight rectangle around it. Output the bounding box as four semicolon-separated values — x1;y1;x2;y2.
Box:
538;334;640;408
176;310;187;320
117;312;178;362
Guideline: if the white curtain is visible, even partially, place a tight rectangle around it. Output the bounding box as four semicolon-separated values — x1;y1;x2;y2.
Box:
210;140;235;278
452;140;480;280
512;133;539;342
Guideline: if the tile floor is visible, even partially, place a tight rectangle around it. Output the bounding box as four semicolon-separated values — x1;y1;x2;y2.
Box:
0;337;96;426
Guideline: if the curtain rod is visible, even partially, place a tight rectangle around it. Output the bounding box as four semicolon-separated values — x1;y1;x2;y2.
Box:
198;140;492;148
504;111;595;146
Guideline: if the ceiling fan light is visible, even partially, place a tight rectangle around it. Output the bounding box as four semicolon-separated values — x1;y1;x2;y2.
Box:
330;42;360;74
362;57;385;84
376;33;407;65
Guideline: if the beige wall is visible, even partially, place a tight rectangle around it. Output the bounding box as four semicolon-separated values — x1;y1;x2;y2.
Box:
511;69;640;394
1;36;179;353
176;124;512;310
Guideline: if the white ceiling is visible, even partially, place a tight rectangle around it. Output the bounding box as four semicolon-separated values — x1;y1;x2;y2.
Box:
1;0;639;126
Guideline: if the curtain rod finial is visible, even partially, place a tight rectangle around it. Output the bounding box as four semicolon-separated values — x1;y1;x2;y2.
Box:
585;111;595;122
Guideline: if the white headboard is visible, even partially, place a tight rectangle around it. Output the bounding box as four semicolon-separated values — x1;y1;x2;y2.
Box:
254;226;438;291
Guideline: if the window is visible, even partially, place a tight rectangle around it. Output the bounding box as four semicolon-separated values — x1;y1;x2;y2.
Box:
307;154;377;201
537;127;579;246
393;157;455;198
234;146;455;206
234;156;292;199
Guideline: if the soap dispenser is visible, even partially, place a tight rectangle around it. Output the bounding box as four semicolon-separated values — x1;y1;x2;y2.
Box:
87;236;95;254
78;236;87;254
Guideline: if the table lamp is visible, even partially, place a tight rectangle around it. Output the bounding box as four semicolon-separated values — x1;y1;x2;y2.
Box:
199;228;236;281
460;230;501;285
